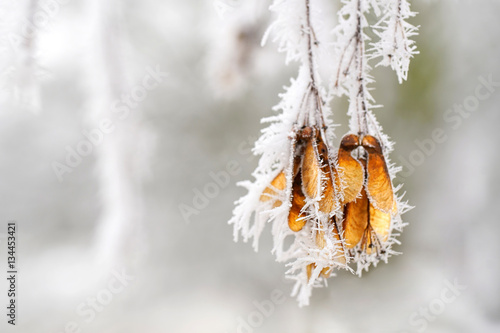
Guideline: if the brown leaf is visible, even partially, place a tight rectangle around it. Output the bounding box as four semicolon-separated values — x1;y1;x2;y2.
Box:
360;225;382;255
288;173;307;232
260;170;287;205
288;207;306;232
370;203;391;242
302;138;322;199
362;135;394;213
319;169;338;214
337;134;364;205
342;188;369;249
332;217;346;265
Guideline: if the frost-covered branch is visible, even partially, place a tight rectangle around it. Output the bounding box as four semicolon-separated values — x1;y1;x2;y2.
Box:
333;0;377;136
372;0;418;83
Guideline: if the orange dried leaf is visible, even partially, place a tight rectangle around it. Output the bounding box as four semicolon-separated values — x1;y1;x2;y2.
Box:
369;204;391;242
288;174;307;232
302;139;322;199
288;207;306;232
361;226;381;255
260;171;286;204
332;218;346;264
337;134;364;205
362;135;394;213
342;188;369;249
361;228;374;255
319;169;338;214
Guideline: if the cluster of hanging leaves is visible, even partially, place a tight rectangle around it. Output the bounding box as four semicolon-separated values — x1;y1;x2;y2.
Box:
228;0;416;306
260;126;398;276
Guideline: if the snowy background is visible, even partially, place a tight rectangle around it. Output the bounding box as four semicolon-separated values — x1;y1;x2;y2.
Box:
0;0;499;332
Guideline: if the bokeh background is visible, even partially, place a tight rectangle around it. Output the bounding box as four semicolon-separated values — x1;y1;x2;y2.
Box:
0;0;499;332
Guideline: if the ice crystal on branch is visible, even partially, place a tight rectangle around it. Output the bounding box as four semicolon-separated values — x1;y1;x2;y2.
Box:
332;0;376;135
371;0;418;83
228;0;416;306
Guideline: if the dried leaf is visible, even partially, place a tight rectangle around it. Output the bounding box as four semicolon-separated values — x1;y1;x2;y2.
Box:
361;226;382;255
313;133;338;213
332;217;346;265
343;188;369;249
288;209;306;232
302;138;322;199
288;174;307;232
362;135;394;213
319;169;338;214
260;170;287;205
337;134;364;205
370;203;391;242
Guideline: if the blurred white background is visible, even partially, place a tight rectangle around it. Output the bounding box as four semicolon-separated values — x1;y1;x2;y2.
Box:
0;0;499;332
